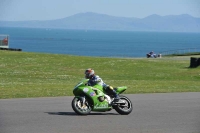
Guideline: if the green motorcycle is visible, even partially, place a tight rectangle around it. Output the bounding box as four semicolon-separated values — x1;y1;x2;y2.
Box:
72;79;132;115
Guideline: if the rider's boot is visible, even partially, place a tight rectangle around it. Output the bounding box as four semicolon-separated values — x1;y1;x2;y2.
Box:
106;86;121;103
112;90;121;103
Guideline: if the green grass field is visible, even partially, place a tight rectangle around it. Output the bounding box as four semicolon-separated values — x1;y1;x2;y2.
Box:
0;51;200;99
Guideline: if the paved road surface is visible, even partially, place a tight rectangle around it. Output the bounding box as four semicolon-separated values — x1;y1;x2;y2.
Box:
0;93;200;133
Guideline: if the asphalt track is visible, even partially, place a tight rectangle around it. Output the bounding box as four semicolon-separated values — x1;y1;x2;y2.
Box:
0;93;200;133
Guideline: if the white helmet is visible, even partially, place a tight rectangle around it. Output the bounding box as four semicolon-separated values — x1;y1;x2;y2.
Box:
85;68;95;79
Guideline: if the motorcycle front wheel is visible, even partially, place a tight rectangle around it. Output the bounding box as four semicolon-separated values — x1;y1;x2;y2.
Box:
114;95;132;115
71;97;92;115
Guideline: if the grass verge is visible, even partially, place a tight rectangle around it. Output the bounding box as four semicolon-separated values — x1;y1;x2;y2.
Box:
0;51;200;99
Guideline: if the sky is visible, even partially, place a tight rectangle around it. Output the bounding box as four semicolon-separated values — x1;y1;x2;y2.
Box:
0;0;200;21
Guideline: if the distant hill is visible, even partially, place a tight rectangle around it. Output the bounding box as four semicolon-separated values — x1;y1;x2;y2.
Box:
0;12;200;32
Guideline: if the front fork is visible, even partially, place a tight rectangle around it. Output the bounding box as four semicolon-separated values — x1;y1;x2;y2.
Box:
79;96;86;106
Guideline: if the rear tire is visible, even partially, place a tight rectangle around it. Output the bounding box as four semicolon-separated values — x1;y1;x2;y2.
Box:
114;95;132;115
71;97;92;115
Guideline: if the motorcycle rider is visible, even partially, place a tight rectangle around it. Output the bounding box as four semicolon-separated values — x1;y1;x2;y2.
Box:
84;68;120;102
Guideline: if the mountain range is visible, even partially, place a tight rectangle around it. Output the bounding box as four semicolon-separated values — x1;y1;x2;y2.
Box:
1;12;200;32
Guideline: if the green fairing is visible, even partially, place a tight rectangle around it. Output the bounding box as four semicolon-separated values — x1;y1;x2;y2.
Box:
73;79;127;111
115;86;127;94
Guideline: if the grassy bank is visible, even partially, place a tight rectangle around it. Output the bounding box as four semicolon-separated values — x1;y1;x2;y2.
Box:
164;52;200;56
0;51;200;99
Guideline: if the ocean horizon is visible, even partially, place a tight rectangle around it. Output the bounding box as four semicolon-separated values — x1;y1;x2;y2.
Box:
0;27;200;57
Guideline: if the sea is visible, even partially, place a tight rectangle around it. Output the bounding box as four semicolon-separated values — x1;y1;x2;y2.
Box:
0;27;200;57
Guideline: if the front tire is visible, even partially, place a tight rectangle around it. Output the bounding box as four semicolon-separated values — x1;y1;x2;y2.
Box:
114;95;132;115
71;97;92;115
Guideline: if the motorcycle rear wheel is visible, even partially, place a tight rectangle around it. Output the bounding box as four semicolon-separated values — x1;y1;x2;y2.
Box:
71;97;92;115
114;95;132;115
